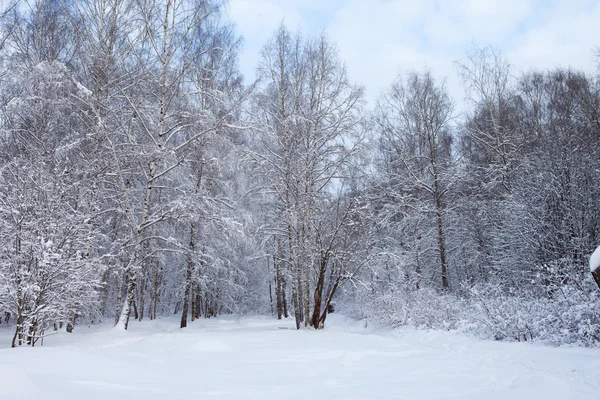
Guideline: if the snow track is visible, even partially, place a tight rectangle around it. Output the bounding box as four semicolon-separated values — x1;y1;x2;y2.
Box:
1;315;598;399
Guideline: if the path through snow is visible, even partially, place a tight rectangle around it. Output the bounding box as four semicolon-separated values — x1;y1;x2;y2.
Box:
0;315;599;399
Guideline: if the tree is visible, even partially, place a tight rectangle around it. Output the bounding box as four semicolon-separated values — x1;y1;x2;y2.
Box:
253;25;364;328
376;71;455;289
179;6;245;328
0;59;104;346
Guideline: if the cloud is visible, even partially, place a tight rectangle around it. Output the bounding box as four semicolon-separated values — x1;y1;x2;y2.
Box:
227;0;306;83
229;0;600;111
227;0;342;83
506;0;600;74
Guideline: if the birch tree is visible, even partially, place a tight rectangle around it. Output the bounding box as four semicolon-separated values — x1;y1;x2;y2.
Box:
376;71;455;289
0;5;105;344
254;25;364;328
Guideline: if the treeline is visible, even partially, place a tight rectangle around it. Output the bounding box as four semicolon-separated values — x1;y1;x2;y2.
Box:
0;0;598;347
350;50;600;344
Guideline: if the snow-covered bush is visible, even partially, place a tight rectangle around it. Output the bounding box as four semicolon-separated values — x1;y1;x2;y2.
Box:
344;274;600;346
471;279;600;346
345;286;466;331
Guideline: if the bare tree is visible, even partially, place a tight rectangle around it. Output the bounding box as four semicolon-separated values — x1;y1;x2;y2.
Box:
376;71;455;289
253;25;364;328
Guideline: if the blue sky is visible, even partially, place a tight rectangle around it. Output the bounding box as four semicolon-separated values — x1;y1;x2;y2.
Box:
227;0;600;110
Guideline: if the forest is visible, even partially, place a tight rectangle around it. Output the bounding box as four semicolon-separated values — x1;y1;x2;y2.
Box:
0;0;599;348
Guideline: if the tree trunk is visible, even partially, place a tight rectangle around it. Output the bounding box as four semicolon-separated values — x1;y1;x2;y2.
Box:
150;259;161;320
114;268;124;325
267;256;274;316
192;283;202;320
132;298;138;321
274;250;283;319
269;279;274;316
435;204;449;289
318;275;342;328
431;159;449;289
303;255;311;326
66;313;76;333
287;213;301;329
275;260;283;319
191;284;197;322
138;252;148;321
415;244;422;290
100;268;111;317
311;254;327;329
11;298;23;348
592;268;600;290
181;224;196;328
27;320;37;346
120;263;138;330
282;273;288;318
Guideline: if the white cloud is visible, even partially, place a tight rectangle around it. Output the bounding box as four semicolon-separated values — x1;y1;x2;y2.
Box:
506;0;600;74
227;0;307;83
229;0;600;111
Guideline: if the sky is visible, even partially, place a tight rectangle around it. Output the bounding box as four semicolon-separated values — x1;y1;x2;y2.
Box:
227;0;600;111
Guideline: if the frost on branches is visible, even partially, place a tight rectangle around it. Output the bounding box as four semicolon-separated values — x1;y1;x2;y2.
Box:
0;0;599;349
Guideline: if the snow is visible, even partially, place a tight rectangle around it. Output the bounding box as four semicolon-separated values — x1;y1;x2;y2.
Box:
590;245;600;272
1;315;599;399
0;363;42;399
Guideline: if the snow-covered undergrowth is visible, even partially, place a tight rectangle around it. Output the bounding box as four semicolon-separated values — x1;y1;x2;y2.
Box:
1;315;599;399
346;277;600;346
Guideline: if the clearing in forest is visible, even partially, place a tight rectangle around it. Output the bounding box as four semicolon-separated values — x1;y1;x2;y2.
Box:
0;315;599;399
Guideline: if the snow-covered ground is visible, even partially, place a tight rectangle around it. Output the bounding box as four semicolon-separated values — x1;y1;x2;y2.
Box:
0;315;599;400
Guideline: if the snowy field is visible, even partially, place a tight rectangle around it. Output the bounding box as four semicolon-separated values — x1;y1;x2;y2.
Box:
1;315;599;400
